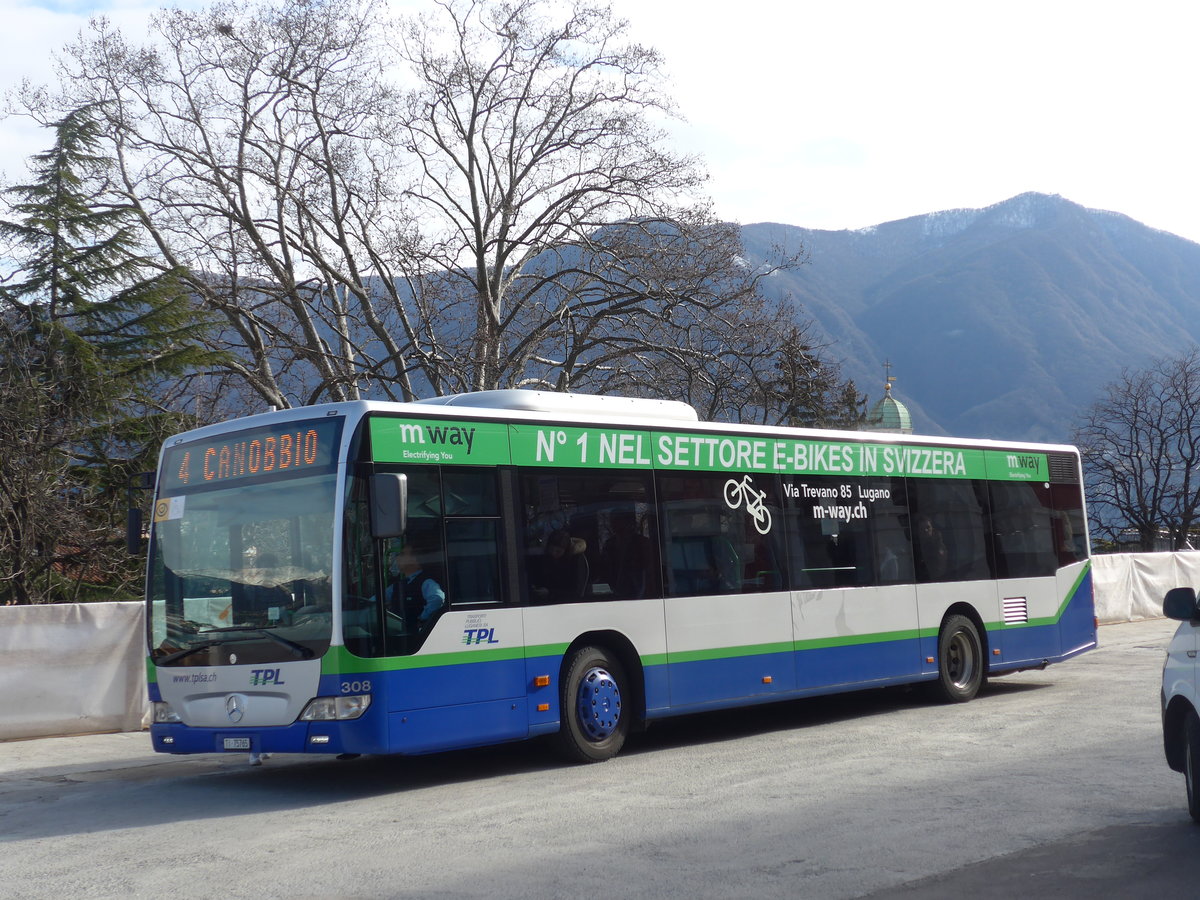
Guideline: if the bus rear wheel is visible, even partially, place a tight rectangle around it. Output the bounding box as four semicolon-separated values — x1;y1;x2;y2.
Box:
554;646;629;763
932;614;984;703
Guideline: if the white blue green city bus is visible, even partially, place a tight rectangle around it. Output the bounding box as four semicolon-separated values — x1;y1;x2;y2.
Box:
145;391;1096;762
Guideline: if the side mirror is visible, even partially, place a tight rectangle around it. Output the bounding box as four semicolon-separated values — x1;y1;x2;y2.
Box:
126;507;143;555
370;473;408;539
1164;587;1200;621
125;470;155;556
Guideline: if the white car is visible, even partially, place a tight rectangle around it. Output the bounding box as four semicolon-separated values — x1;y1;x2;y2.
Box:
1162;586;1200;823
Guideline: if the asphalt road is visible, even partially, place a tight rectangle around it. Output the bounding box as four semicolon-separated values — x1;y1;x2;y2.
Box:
2;617;1197;899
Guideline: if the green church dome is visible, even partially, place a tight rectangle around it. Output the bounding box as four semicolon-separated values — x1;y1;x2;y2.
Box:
865;383;913;434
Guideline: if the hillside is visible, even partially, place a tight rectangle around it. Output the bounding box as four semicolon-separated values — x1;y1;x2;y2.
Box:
740;193;1200;442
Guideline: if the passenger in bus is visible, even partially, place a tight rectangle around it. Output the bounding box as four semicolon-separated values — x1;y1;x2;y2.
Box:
914;515;948;581
389;541;446;632
601;509;651;599
531;529;589;603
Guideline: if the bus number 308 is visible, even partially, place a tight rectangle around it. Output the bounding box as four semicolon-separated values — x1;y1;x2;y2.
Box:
341;680;372;694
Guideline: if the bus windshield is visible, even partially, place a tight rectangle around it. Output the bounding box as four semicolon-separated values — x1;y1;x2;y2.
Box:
148;472;338;666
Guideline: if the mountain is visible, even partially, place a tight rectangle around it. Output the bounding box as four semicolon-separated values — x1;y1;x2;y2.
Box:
739;193;1200;443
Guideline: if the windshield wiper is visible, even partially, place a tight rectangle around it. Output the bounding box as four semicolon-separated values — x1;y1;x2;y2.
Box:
156;641;223;666
198;625;315;659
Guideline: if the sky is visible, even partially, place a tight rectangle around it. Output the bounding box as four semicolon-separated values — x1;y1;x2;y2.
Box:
4;0;1200;242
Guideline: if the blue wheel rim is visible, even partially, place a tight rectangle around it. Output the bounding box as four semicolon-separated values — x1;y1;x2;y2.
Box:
576;665;622;742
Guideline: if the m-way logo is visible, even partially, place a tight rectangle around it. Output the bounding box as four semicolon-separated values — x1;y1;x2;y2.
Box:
1006;454;1041;472
396;423;476;453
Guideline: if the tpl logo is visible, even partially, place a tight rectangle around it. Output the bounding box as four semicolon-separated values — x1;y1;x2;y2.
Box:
250;668;285;686
462;628;500;645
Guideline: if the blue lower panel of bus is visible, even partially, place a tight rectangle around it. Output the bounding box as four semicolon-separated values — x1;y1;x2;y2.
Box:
796;638;921;692
666;650;798;709
1057;568;1098;658
151;688;395;755
150;697;531;758
387;698;529;754
993;622;1062;668
151;719;368;756
658;640;921;714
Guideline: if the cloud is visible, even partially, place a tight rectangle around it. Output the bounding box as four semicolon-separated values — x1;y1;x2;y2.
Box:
0;2;197;182
610;0;1200;242
7;0;1200;243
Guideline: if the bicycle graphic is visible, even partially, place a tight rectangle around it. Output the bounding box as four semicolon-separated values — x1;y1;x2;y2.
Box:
723;474;773;535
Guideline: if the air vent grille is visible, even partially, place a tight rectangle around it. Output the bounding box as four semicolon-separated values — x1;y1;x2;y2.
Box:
1003;597;1029;625
1047;453;1080;484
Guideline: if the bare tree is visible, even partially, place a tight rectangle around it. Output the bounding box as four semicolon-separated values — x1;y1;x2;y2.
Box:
27;0;846;418
392;0;766;396
41;0;410;408
1075;346;1200;551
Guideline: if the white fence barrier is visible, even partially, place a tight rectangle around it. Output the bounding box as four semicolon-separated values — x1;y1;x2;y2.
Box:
1092;551;1200;623
2;553;1200;742
0;601;147;742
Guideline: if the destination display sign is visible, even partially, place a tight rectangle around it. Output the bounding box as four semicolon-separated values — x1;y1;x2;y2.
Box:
368;416;1049;482
159;416;343;494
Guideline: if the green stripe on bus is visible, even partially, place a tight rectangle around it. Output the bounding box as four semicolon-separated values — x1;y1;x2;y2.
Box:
525;642;571;658
666;640;795;664
795;628;924;651
321;643;525;675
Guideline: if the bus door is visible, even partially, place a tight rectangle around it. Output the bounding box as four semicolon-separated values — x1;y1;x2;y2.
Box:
988;481;1075;667
345;465;527;753
660;473;795;708
904;477;995;675
786;475;921;690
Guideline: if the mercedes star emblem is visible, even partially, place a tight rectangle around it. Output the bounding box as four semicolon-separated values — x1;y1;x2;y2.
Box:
225;694;246;724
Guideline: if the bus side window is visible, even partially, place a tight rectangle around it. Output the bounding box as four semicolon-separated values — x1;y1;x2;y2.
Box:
599;506;657;599
442;469;503;606
343;475;386;658
445;519;502;605
870;478;913;585
783;475;887;589
989;481;1059;578
908;479;993;583
517;469;659;602
659;472;783;598
1050;482;1087;565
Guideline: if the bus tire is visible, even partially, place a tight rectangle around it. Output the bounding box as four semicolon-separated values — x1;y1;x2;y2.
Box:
554;645;629;763
932;614;984;703
1184;710;1200;824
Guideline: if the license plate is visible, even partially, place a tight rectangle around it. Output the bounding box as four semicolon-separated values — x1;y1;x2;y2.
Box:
223;737;251;751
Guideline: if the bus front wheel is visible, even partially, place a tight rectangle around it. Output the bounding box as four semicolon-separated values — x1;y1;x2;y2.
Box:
933;614;984;703
554;646;629;763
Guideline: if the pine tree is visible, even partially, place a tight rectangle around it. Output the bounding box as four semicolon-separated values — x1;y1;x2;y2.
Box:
755;324;867;429
0;103;218;604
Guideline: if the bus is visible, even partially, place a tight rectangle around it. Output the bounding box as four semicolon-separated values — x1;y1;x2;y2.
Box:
143;390;1096;763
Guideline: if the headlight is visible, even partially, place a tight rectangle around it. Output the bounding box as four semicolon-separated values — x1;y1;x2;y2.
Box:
152;701;182;724
299;695;372;721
